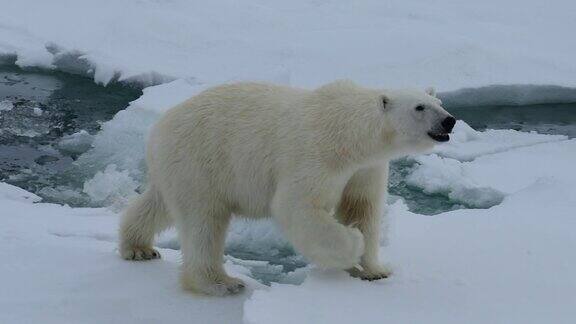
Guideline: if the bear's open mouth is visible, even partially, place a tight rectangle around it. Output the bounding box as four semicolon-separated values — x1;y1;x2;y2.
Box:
427;131;450;142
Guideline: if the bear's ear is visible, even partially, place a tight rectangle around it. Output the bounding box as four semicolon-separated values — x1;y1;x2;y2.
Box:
425;87;436;97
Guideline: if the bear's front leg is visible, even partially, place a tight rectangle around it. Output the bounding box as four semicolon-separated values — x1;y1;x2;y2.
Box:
342;202;392;281
272;183;365;270
338;166;392;281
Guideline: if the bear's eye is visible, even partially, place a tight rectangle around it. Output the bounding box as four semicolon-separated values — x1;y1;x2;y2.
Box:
415;105;425;111
381;96;388;108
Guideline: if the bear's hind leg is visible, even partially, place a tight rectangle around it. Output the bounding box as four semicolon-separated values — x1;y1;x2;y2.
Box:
172;202;245;296
119;187;172;260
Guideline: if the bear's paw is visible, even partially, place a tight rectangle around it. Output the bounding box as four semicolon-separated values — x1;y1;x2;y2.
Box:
181;274;246;296
348;264;392;281
120;246;161;261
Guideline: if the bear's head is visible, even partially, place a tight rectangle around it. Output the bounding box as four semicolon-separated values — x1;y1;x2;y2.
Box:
312;80;455;162
380;87;455;154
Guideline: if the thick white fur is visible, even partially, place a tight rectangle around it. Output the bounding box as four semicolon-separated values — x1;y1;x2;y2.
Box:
119;80;452;296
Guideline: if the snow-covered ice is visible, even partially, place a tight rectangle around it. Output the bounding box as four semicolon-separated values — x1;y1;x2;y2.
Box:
241;128;576;323
0;99;14;111
0;183;264;324
3;129;576;323
1;0;576;94
405;123;576;207
57;130;94;155
2;0;576;323
0;182;41;202
82;164;140;208
432;121;568;161
245;179;576;324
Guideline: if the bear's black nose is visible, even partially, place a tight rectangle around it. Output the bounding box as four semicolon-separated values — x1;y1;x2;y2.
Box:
442;116;456;133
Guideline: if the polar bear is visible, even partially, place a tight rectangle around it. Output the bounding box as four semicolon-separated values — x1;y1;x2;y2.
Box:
119;80;455;296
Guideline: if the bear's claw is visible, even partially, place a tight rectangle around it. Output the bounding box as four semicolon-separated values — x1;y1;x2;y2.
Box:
225;282;245;294
121;246;161;261
360;273;389;281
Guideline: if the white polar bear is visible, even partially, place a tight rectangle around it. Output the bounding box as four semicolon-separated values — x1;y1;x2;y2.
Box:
119;80;455;296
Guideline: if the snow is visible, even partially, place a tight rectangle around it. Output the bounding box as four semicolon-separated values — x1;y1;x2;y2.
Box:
82;164;139;209
241;129;576;323
406;154;506;208
3;127;576;323
431;121;567;161
462;140;576;193
0;183;264;324
57;130;94;155
0;182;41;202
1;0;576;97
245;180;576;324
406;123;576;207
2;0;576;323
241;128;576;323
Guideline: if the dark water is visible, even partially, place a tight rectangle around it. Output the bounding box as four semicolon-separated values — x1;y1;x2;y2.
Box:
449;103;576;137
0;65;141;204
388;158;465;215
